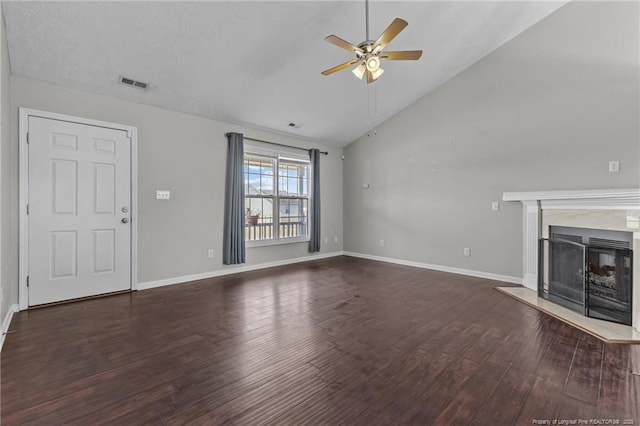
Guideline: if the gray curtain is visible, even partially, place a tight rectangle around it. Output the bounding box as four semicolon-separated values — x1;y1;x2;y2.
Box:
223;133;246;264
309;148;321;253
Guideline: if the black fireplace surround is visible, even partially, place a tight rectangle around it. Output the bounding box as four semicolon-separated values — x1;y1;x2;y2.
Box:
539;226;633;326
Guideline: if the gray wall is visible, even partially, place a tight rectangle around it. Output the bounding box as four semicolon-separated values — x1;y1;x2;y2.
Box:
1;5;14;323
10;77;343;288
343;1;640;279
2;1;638;313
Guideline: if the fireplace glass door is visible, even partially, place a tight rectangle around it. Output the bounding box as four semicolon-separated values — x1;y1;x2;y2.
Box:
539;238;586;315
586;246;632;325
540;227;633;327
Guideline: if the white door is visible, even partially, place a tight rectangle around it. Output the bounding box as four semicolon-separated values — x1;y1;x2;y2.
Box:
28;116;132;305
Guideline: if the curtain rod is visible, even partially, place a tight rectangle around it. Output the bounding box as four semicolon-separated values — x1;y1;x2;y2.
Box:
226;133;328;155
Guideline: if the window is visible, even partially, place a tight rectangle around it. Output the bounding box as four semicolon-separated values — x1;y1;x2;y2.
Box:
244;149;310;244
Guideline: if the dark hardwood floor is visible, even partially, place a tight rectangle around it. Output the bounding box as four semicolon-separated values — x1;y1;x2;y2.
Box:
2;256;639;425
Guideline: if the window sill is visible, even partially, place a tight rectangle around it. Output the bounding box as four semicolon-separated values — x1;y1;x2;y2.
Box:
246;236;310;248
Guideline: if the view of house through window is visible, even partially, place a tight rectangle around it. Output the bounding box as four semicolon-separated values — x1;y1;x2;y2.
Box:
244;150;310;243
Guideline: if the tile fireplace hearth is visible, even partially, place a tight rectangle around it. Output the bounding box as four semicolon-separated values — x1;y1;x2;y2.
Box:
503;188;640;335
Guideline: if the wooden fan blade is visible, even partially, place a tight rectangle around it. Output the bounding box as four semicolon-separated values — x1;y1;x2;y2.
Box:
381;50;423;60
373;18;408;50
324;35;363;54
321;59;359;76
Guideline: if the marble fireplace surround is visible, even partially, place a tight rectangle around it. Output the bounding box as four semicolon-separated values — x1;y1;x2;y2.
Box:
502;188;640;334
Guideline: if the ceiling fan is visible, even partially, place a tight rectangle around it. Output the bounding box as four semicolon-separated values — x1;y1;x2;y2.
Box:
321;0;423;83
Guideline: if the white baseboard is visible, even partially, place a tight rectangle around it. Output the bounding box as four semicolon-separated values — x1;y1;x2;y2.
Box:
137;251;346;291
343;251;523;285
137;250;522;292
1;304;19;352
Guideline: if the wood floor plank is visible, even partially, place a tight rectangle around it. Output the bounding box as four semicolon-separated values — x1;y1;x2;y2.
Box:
510;315;561;374
432;360;505;425
597;366;636;419
516;323;580;423
400;355;479;424
555;394;599;420
564;333;604;405
517;376;565;424
1;256;635;424
355;349;456;425
462;326;509;364
471;365;535;424
633;373;640;420
598;344;637;419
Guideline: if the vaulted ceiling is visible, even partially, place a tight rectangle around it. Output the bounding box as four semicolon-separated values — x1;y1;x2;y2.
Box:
3;1;566;147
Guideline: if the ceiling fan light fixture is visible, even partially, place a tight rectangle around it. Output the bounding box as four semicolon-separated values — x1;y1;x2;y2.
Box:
371;67;384;80
365;56;380;72
352;63;366;80
321;0;422;83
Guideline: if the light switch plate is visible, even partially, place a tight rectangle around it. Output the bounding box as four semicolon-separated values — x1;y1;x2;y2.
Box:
156;190;171;200
609;161;620;173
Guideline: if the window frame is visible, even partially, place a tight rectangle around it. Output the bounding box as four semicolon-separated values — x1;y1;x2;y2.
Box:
244;145;311;247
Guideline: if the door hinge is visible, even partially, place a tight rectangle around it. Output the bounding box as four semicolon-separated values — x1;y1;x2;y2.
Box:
26;204;29;215
26;276;29;287
26;132;29;144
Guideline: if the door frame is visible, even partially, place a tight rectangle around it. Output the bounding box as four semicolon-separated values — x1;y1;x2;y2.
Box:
19;108;138;310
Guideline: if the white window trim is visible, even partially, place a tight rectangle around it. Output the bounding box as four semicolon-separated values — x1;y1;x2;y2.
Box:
247;235;310;248
244;144;311;248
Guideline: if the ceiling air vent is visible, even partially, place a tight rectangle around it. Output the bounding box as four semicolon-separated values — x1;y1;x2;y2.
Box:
119;76;149;91
288;122;302;129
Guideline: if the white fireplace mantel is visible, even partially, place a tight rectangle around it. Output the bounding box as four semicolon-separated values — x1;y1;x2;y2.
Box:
503;188;640;332
503;188;640;210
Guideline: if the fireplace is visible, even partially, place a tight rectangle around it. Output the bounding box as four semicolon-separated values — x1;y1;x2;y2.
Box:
539;226;633;325
502;188;640;333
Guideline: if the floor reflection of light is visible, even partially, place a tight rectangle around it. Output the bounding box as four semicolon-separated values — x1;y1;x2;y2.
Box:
227;271;317;384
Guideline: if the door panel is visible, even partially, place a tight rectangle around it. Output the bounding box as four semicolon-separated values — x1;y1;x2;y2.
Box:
28;116;131;305
51;159;78;214
94;163;116;214
92;229;115;274
50;231;77;278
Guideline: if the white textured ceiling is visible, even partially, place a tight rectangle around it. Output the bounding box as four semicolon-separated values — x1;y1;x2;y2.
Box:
3;1;566;147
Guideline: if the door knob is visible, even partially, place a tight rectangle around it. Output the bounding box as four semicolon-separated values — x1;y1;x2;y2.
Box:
121;218;129;224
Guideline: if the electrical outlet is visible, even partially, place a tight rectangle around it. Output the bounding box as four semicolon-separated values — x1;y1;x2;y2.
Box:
156;190;171;200
334;236;339;243
208;249;214;258
609;161;620;173
380;239;385;247
492;201;500;211
324;237;329;244
464;248;471;257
